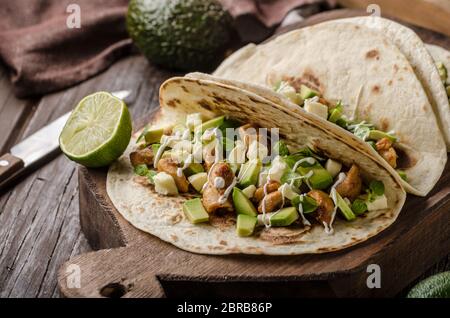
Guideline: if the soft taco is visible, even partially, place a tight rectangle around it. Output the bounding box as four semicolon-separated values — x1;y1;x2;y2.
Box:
426;44;450;101
107;77;406;255
212;18;447;196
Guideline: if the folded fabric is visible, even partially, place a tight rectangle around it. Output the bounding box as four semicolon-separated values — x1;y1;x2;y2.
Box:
0;0;130;98
0;0;333;98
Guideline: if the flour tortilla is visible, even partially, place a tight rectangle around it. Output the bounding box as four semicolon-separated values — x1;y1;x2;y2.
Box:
107;77;406;255
212;20;447;196
426;44;450;84
332;17;450;151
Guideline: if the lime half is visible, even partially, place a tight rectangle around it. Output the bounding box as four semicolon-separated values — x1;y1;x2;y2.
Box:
59;92;132;168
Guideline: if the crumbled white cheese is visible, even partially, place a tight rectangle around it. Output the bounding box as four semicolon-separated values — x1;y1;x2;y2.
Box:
367;195;388;211
154;172;178;195
325;159;342;178
267;156;287;182
186;113;202;131
247;140;268;161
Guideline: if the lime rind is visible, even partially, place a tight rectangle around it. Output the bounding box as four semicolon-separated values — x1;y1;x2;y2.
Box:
59;92;132;168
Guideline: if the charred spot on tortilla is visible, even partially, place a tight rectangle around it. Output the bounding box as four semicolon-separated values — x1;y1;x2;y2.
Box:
393;64;399;72
219;240;228;246
166;99;177;108
372;85;381;94
388;80;393;86
379;117;390;131
180;85;188;93
198;99;212;111
395;148;417;169
365;49;380;60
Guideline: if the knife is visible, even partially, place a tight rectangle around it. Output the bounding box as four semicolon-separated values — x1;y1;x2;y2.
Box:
0;90;132;191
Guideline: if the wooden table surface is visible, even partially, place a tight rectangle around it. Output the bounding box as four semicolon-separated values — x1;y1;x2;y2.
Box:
0;44;449;298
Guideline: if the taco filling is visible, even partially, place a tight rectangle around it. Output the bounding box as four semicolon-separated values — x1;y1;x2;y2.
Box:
129;114;388;237
274;81;408;181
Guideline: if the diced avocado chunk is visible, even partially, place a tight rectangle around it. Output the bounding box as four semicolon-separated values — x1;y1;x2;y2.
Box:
334;191;356;221
199;116;225;132
436;61;447;83
236;214;257;237
328;107;342;123
300;84;319;100
144;128;165;144
242;184;256;199
291;195;318;214
368;130;396;143
238;159;262;188
232;187;258;217
296;163;333;190
183;198;209;224
269;207;299;227
397;170;407;181
134;164;149;176
273;140;290;156
351;198;368;215
188;172;208;193
184;163;204;177
151;143;161;155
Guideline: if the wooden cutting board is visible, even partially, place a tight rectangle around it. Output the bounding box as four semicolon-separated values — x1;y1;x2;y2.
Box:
57;10;450;298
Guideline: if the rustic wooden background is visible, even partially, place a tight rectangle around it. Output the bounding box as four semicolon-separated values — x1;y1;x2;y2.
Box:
0;14;449;297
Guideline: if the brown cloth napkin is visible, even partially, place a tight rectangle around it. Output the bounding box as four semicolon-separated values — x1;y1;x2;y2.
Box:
0;0;130;98
0;0;332;98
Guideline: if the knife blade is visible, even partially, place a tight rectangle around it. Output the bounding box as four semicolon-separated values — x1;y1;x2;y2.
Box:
0;90;131;191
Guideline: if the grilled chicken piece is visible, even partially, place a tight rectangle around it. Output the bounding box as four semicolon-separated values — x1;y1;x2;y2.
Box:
238;124;259;147
308;190;334;226
202;184;234;214
335;164;362;201
202;163;235;214
129;147;154;167
376;138;398;168
253;180;281;203
258;191;283;213
209;162;235;187
156;158;189;193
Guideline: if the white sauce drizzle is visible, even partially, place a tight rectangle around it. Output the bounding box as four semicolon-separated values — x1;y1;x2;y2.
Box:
214;177;225;189
176;154;192;177
297;196;311;226
325;172;347;235
218;177;237;204
292;157;316;173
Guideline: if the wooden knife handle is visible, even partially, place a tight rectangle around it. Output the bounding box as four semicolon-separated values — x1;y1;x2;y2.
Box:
0;153;24;184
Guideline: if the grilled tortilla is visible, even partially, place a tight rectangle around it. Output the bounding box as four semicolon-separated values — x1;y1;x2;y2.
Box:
106;77;406;255
212;19;447;196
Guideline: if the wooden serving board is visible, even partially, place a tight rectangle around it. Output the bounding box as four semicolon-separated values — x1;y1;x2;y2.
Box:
57;10;450;298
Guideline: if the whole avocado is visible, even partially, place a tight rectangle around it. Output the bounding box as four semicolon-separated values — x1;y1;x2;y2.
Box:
407;271;450;298
126;0;233;71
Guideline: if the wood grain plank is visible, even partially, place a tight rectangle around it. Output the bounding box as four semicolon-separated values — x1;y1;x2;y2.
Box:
0;67;40;153
0;55;171;298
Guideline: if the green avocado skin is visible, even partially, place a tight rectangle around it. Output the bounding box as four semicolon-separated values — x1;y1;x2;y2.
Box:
407;271;450;298
127;0;232;71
